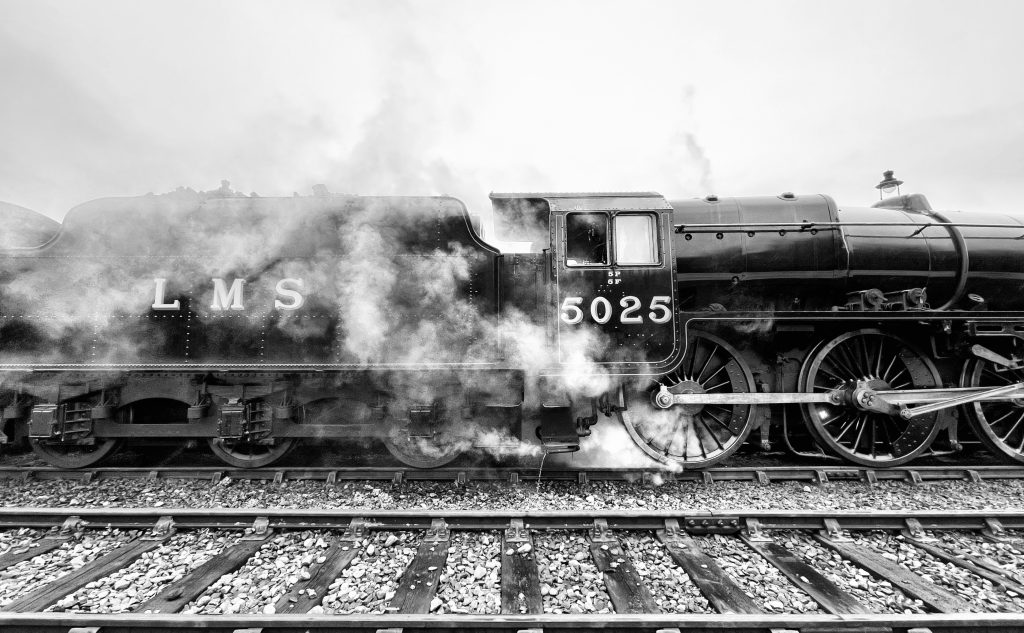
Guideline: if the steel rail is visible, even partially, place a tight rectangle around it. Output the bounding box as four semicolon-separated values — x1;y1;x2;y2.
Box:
0;464;1019;483
1;611;1023;632
1;507;1023;531
1;509;1023;631
2;464;1022;483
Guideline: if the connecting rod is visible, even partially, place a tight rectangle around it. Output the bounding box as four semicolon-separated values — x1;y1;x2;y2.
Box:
652;382;1024;420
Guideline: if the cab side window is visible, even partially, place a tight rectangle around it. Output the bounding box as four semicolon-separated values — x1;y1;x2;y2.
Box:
565;213;608;266
614;214;659;265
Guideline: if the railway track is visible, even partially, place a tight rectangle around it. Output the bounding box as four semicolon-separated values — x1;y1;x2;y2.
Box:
2;464;1024;486
0;508;1022;632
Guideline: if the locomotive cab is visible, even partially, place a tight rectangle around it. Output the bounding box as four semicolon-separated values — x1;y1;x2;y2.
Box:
492;192;683;455
492;192;681;373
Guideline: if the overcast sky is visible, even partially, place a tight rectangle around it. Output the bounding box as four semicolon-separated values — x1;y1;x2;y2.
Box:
1;0;1022;223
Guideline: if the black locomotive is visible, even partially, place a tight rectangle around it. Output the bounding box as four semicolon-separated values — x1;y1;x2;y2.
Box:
1;178;1022;469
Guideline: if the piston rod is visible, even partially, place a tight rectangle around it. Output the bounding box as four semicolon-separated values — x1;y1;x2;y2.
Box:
653;383;1024;418
898;383;1024;419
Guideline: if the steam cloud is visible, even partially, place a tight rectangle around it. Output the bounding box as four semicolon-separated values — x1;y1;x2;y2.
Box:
0;8;721;471
1;182;661;467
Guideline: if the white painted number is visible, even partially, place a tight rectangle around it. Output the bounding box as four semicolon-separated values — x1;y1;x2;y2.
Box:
619;296;643;323
591;296;612;324
560;296;584;324
559;295;673;325
649;296;672;323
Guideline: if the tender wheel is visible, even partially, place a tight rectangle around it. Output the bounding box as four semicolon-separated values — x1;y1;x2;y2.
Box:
207;398;297;468
30;400;122;468
382;398;465;469
208;437;295;468
799;329;942;467
961;359;1024;463
619;332;756;468
30;437;121;468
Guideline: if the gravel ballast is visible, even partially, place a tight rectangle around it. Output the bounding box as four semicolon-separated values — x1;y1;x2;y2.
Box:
320;531;419;614
620;531;712;613
853;531;1024;612
433;531;501;614
1;459;1024;618
535;531;613;614
184;531;331;614
0;529;139;607
54;529;240;613
772;530;926;614
0;528;42;556
932;529;1024;579
695;534;823;614
4;478;1024;513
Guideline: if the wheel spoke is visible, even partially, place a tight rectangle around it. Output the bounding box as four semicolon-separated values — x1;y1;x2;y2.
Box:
989;407;1018;427
881;351;900;383
696;413;724;452
677;415;691;457
699;364;728;389
703;379;731;392
839;342;867;377
702;406;732;431
695;345;718;383
982;368;1014;385
887;365;911;385
827;348;861;380
816;367;848;384
859;336;873;374
870;415;877;458
685;342;701;377
998;412;1024;443
832;413;859;441
691;417;709;459
850;415;869;453
880;414;894;454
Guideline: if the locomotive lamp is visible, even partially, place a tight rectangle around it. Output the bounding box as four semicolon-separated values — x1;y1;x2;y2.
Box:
875;170;903;199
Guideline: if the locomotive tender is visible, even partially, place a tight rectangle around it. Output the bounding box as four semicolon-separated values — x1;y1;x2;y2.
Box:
1;182;1022;469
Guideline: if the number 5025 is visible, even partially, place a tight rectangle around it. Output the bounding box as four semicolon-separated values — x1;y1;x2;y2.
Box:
560;296;672;325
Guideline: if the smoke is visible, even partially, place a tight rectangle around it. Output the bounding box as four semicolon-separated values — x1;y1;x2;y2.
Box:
663;85;714;197
0;3;725;470
335;222;400;363
0;183;644;459
489;198;550;253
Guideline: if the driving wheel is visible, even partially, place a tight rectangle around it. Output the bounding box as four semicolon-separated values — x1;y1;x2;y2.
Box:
799;329;942;467
619;332;756;468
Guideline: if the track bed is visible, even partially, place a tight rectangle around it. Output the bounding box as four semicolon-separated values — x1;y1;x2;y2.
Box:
0;507;1023;631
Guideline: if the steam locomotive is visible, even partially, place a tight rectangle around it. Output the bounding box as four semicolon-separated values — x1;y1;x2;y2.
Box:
1;177;1022;469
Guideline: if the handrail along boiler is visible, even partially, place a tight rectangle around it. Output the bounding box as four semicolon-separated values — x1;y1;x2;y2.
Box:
1;180;1023;469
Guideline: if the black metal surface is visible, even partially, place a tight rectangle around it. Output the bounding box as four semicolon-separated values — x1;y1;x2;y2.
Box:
669;195;1024;311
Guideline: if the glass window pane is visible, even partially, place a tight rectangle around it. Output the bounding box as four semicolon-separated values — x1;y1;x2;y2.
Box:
614;215;658;265
565;213;608;266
